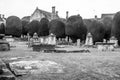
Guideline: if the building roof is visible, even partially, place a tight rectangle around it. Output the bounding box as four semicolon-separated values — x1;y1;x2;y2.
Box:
101;13;115;18
31;7;59;20
21;16;30;22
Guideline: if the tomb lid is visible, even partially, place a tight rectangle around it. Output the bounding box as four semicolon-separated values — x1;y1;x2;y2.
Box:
95;42;114;45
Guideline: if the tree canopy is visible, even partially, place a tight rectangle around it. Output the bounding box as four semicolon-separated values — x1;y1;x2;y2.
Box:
6;16;22;37
38;18;49;36
27;20;40;36
21;20;29;35
85;19;105;44
49;19;66;38
101;17;113;41
66;15;87;42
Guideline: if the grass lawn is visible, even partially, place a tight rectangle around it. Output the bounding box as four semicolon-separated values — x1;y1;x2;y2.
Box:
1;41;120;80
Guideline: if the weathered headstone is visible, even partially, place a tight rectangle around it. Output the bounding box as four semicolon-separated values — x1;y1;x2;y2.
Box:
85;32;93;45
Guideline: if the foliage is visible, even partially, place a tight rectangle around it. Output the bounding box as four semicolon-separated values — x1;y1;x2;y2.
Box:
66;15;87;42
101;17;113;41
27;20;40;36
6;16;22;37
85;19;105;44
21;20;29;35
38;18;49;36
112;11;120;45
49;19;66;38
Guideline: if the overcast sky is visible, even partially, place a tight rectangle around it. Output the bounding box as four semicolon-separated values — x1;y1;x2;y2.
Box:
0;0;120;19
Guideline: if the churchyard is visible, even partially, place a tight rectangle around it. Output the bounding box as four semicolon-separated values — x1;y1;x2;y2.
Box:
0;34;120;80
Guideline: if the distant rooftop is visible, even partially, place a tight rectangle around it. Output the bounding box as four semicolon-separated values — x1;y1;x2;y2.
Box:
101;13;115;18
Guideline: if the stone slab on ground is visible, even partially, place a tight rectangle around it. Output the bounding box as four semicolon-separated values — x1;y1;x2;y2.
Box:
0;59;15;79
9;60;65;76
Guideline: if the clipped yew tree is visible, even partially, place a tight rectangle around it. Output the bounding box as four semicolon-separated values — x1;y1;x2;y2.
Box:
27;20;40;36
6;16;22;37
101;17;113;41
66;15;87;42
38;18;49;36
49;19;66;38
21;20;29;35
85;19;105;44
112;11;120;45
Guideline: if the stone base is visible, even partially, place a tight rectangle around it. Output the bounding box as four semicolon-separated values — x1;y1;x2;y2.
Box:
0;40;10;51
0;76;15;80
32;44;55;51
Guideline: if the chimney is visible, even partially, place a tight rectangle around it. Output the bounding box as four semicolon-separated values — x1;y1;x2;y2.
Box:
56;11;58;16
66;11;69;19
2;15;4;19
52;6;55;14
95;15;97;19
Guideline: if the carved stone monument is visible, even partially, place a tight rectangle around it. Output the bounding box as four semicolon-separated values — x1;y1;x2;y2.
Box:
85;32;93;45
48;33;56;45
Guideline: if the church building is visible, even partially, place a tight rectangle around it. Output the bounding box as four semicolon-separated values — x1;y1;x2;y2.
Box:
30;6;59;22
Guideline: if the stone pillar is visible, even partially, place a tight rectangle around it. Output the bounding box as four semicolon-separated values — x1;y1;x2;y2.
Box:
27;33;30;47
77;39;80;46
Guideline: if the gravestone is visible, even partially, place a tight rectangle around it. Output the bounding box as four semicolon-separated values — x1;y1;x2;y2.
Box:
0;40;10;51
85;32;93;45
69;38;72;43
